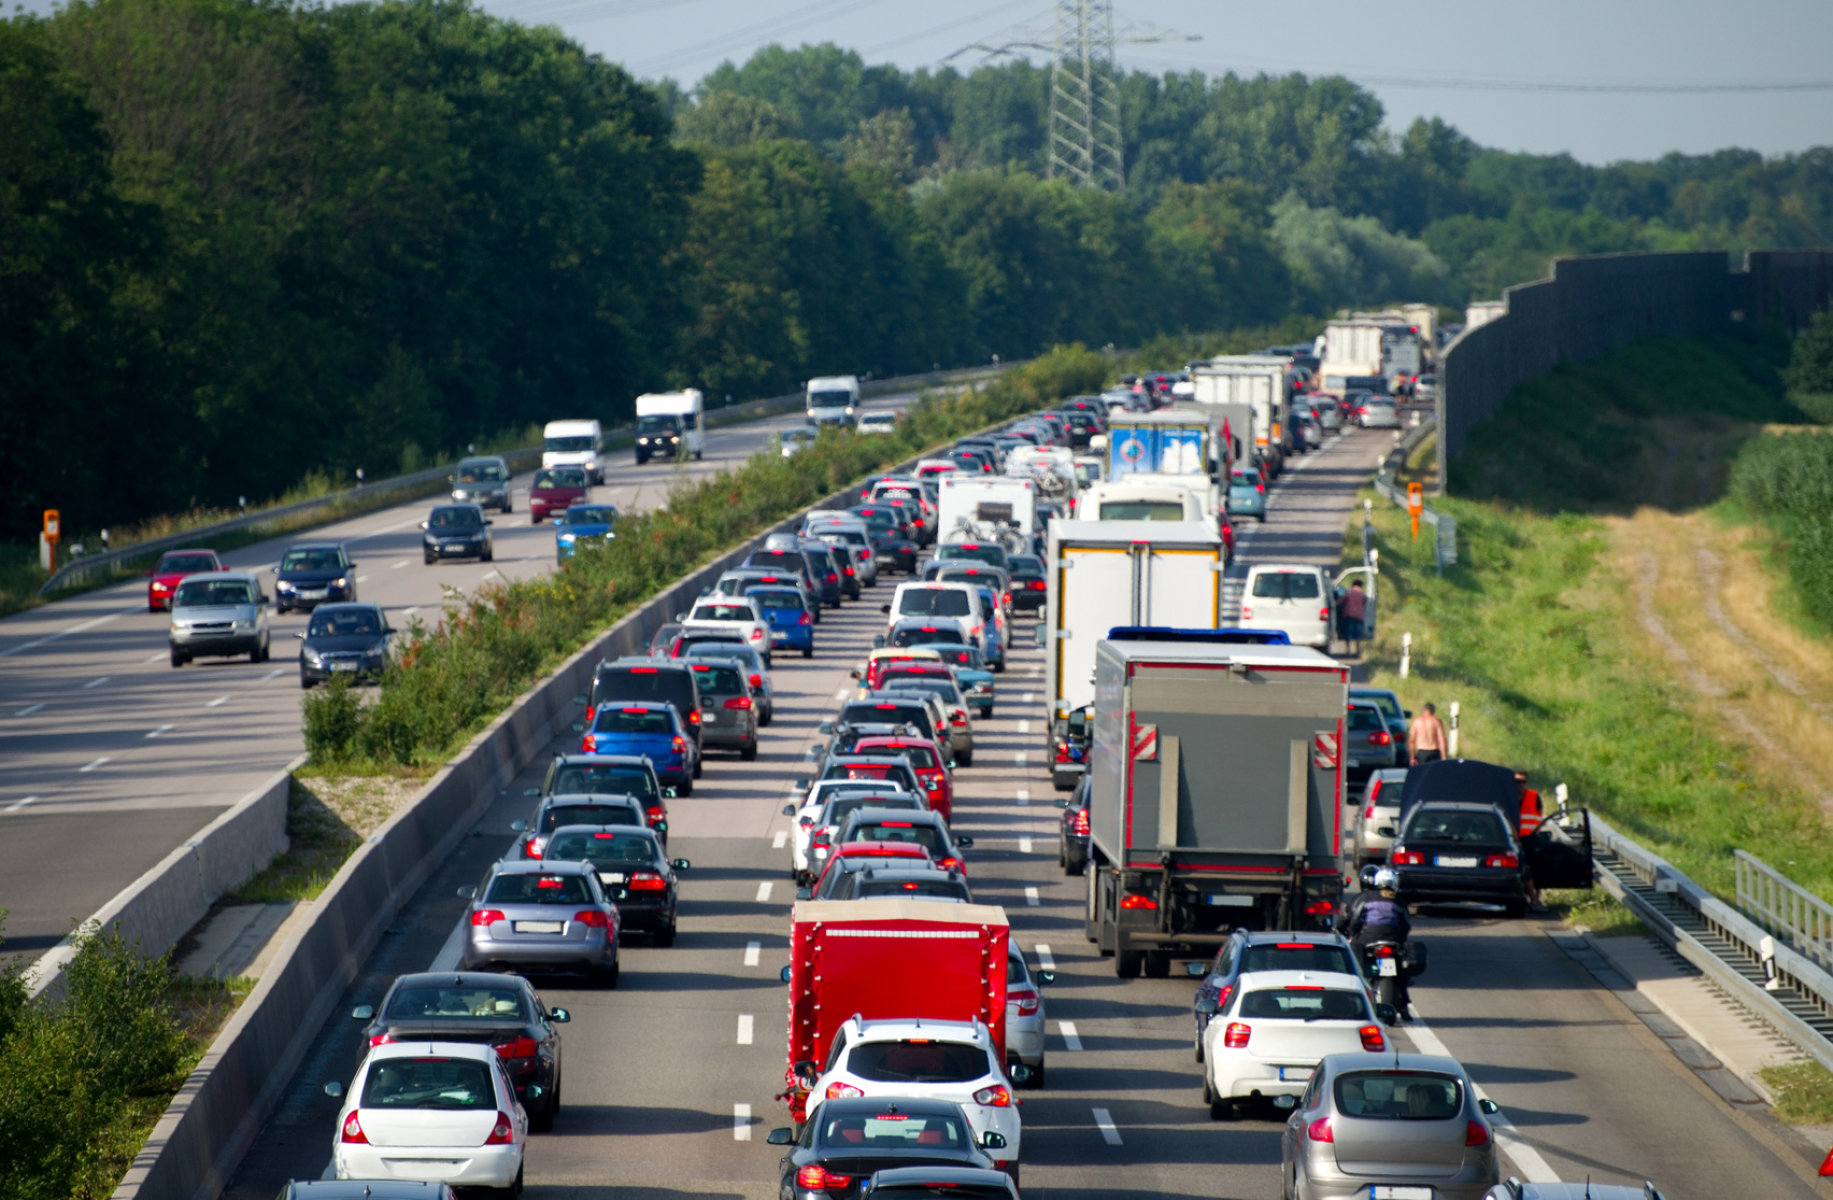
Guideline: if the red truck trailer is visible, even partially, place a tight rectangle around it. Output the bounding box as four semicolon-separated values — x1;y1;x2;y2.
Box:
782;898;1009;1122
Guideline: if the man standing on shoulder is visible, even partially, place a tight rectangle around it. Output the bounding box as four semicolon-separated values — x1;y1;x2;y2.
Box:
1409;702;1447;765
1337;579;1367;656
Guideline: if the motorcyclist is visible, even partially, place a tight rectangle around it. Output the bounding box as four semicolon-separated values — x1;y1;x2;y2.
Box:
1340;867;1411;948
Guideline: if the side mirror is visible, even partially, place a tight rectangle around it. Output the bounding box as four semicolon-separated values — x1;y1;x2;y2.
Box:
484;519;494;527
295;631;307;640
664;787;679;798
817;721;833;735
1032;626;1047;648
979;1132;1009;1151
1478;1098;1499;1115
1272;1094;1297;1111
782;805;796;816
270;565;280;574
350;1005;374;1020
780;966;794;984
1376;1002;1400;1026
523;786;541;797
792;1060;819;1089
795;887;813;901
419;521;429;530
1036;970;1056;986
144;568;154;577
1194;996;1219;1015
456;885;477;899
324;1082;343;1100
511;820;528;833
955;836;975;849
525;1084;544;1101
793;778;809;790
1053;798;1069;809
766;1128;795;1146
1185;961;1208;978
573;694;588;706
259;594;271;605
671;858;691;869
1403;710;1413;718
550;1008;571;1023
674;612;686;622
1007;1064;1033;1085
879;604;892;614
872;635;885;649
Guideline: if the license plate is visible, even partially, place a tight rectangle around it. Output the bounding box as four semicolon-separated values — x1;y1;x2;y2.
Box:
1378;958;1398;977
598;873;626;886
514;920;564;934
331;661;358;672
1370;1188;1432;1200
299;589;326;599
1436;855;1478;868
1278;1066;1313;1081
1208;894;1254;907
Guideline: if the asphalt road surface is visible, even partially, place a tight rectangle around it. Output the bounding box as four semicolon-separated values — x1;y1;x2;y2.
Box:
0;395;915;956
218;425;1825;1200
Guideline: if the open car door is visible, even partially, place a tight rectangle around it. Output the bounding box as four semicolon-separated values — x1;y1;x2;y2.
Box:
1524;808;1593;890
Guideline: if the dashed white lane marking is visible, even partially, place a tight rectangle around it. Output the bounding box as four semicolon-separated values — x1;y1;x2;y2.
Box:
0;610;130;659
1059;1020;1083;1051
737;1014;754;1045
745;942;761;967
734;1103;753;1142
1015;752;1028;767
207;695;230;708
83;676;110;690
1406;1004;1558;1182
1021;692;1035;703
1025;886;1039;906
392;561;409;569
484;569;504;581
5;796;39;814
1035;944;1056;971
262;669;285;681
429;918;465;972
356;575;369;584
145;652;168;663
834;688;850;700
16;703;44;717
1018;836;1032;853
756;881;774;902
403;607;421;619
1092;1107;1123;1145
1016;789;1029;806
1017;719;1030;734
79;757;110;773
773;830;788;849
147;725;173;739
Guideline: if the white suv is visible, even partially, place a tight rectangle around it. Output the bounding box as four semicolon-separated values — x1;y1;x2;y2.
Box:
808;1017;1025;1184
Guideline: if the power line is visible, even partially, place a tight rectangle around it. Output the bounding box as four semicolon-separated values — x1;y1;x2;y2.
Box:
859;0;1039;59
1120;52;1833;94
635;0;900;75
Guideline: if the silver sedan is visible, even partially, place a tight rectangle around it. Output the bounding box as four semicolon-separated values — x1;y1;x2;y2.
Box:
1281;1052;1500;1200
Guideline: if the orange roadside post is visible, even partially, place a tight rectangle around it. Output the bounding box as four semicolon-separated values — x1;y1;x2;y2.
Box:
1406;483;1423;543
42;509;61;574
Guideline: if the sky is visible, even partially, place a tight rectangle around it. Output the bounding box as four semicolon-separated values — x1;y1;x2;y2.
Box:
467;0;1833;164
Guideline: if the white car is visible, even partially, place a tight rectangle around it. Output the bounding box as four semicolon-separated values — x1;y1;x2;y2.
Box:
809;1016;1025;1183
783;785;927;883
1198;969;1388;1119
683;597;771;658
1358;398;1400;429
883;582;987;653
779;426;819;458
1237;564;1338;652
857;411;899;435
1005;946;1050;1087
326;1041;527;1190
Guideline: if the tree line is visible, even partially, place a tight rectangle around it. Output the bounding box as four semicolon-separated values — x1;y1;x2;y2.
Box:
5;3;1829;536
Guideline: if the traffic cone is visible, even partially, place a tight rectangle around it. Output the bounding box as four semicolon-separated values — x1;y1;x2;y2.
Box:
1818;1144;1833;1176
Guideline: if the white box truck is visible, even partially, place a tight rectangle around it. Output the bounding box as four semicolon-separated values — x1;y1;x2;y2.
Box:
935;474;1037;552
633;390;704;464
1321;320;1385;386
805;376;860;426
1191;360;1287;473
542;419;605;484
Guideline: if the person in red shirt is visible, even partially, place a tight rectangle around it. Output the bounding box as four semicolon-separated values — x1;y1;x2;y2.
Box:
1337;579;1368;655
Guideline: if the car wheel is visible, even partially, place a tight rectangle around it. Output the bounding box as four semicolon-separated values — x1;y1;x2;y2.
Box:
1144;952;1171;978
992;659;1006;673
1115;949;1143;978
502;498;512;513
1026;1057;1045;1089
654;922;677;948
958;748;973;767
301;673;314;689
1065;852;1086;878
692;756;703;779
760;706;772;727
170;648;186;668
424;553;435;564
529;1101;554;1134
1505;897;1528;919
482;548;494;562
1004;1164;1019;1192
802;646;813;659
741;741;758;762
1208;1089;1235;1122
507;1160;524;1197
982;707;994;720
596;957;620;989
1194;1027;1205;1064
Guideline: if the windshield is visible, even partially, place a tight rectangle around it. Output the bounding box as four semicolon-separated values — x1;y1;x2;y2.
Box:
636;415;679;434
1333;1071;1463;1120
1099;500;1185;521
846;1041;985;1084
534;469;586;489
428;507;482;528
808;390;853;407
1405;809;1508;843
548;766;658;804
687;665;744;694
561;506;616;527
1347;706;1387;732
385;984;525;1021
692;603;755;622
891;626;964;648
484;872;594;904
362;1058;495;1110
546;830;660;864
747;589;805;611
545;436;596;452
155;553;216;575
175;579;255;607
1250;572;1321;600
455;464;505;483
308;609;383;637
593;708;675;735
1238;943;1358;975
280;549;340;571
935;544;1006;568
898;589;971;618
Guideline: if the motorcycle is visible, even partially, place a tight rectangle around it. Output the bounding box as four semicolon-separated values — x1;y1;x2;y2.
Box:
1360;938;1428;1014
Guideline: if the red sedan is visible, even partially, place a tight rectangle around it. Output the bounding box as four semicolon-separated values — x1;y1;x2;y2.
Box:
529;467;589;523
146;549;224;611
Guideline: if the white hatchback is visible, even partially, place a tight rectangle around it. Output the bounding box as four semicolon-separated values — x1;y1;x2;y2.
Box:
683;597;772;658
327;1041;527;1191
1198;969;1388;1119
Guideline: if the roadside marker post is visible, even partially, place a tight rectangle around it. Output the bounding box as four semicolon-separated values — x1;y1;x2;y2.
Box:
1448;701;1460;758
1406;482;1423;542
41;510;60;574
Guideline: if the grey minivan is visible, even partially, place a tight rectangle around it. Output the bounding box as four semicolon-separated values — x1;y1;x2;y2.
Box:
168;571;271;667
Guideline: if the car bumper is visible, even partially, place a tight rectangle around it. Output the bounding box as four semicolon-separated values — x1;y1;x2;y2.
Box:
172;632;262;657
1007;1019;1045;1065
1210;1051;1317;1101
462;930;616;972
949;728;973;754
300;659;383;683
1396;869;1525;904
1294;1148;1496;1200
1010;595;1046;612
1051;762;1086;788
701;724;754;749
768;627;814;649
612;898;674;932
428;540;488;558
334;1143;522;1188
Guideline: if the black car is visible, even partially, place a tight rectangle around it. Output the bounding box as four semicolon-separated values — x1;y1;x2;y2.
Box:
1184;931;1366;1062
589;658;705;753
1004;555;1048;614
1056;773;1090;875
1389;801;1530;916
541;824;688;945
296;602;393;688
421;504;495;563
848;505;920;572
862;1166;1018;1200
1061;409;1105;448
272;542;356;612
769;1096;1004;1200
349;971;570;1130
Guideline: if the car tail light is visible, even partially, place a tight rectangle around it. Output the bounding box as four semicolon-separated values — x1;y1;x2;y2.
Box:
798;612;812;625
973;1084;1013;1107
470;909;506;926
1120;893;1157;910
495;1036;539;1059
1391;848;1423;865
647;805;666;826
525;836;546;858
1256;482;1265;493
572;909;609;928
672;735;686;753
581;733;598;752
484;1111;516;1145
1319;608;1330;621
750;628;764;641
1212;985;1233;1013
628;872;668;891
1071;809;1089;835
687;709;701;725
341;1112;368;1143
844;567;854;576
1305;900;1334;916
1223;1022;1251;1049
367;1033;395;1047
724;696;752;710
824;1082;863;1100
952;712;966;725
1241;605;1253;619
1307;1116;1333;1142
1359;1024;1385;1051
938;856;963;872
749;673;762;687
1368;731;1391;746
1009;988;1039;1016
1031;580;1046;590
797;1165;851;1190
1485;853;1519;869
1466;1119;1492;1146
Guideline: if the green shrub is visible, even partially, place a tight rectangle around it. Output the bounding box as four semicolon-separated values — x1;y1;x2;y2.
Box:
1728;431;1833;630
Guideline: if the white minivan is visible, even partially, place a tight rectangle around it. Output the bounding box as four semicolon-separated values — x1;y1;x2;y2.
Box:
543;419;604;484
882;581;987;654
1238;563;1334;651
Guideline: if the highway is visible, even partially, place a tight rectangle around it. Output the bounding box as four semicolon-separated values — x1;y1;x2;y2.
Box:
0;394;915;958
215;424;1825;1200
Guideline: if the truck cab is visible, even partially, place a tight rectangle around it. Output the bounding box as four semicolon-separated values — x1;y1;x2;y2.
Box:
542;419;604;484
805;375;860;426
634;390;705;464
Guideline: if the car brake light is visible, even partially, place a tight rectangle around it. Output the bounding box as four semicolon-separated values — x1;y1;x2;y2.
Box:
672;735;686;753
1306;1116;1333;1142
724;696;752;710
1368;731;1391;746
797;1165;851;1190
1466;1119;1492;1146
687;709;700;725
628;872;668;891
825;1082;864;1100
1359;1024;1385;1051
367;1033;395;1047
1120;893;1157;910
938;857;963;871
572;909;609;928
647;805;666;825
749;673;762;687
1485;853;1519;868
1391;848;1423;865
1224;1022;1251;1049
798;612;812;625
1009;988;1039;1016
470;909;506;926
1241;605;1252;619
973;1084;1013;1107
750;628;764;641
1072;809;1089;834
484;1110;516;1145
341;1111;368;1143
495;1036;539;1059
1306;900;1335;916
581;732;597;752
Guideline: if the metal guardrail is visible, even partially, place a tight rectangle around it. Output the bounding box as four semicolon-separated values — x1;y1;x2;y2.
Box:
1736;849;1833;975
1370;415;1456;568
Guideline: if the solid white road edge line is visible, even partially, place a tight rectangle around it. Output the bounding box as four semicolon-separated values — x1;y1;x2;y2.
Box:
1092;1106;1122;1145
0;609;135;659
78;757;109;773
737;1014;754;1045
1058;1020;1082;1051
734;1102;753;1142
147;725;173;739
1405;1004;1558;1183
773;830;789;849
5;796;39;814
83;676;110;689
745;942;761;967
17;703;45;717
207;695;230;708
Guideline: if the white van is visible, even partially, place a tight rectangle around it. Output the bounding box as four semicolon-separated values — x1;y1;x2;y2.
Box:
882;581;988;653
542;420;604;484
1080;478;1207;524
806;376;860;426
634;390;705;464
1238;563;1337;651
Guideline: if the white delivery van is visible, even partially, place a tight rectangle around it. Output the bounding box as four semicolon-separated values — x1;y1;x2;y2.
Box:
935;475;1036;551
543;420;604;484
1238;562;1360;651
805;376;860;426
633;390;705;464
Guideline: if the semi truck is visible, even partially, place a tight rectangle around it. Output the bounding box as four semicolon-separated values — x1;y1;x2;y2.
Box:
781;898;1009;1123
633;390;705;463
805;375;860;426
1083;635;1349;976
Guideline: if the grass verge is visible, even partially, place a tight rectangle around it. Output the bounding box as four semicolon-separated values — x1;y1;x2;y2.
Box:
225;775;428;904
1542;888;1649;938
1759;1060;1833;1124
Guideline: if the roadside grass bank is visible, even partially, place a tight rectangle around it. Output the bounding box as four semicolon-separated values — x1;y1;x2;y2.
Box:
225;775;430;905
301;345;1112;773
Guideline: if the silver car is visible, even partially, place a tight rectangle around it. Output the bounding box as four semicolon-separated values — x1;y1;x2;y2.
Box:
1282;1052;1500;1200
450;455;513;512
1005;945;1052;1088
1346;767;1408;872
168;571;271;667
457;859;621;985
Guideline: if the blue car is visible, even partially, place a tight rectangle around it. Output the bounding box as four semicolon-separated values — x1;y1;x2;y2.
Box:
973;586;1007;670
580;701;698;794
746;586;815;658
556;503;618;561
1227;471;1267;522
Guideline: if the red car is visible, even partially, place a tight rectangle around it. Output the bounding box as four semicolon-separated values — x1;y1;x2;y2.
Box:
852;734;954;823
528;466;589;523
808;839;935;898
145;549;224;611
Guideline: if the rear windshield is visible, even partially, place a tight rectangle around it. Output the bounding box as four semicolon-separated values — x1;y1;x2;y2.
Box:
927;647;984;669
817;1110;972;1149
362;1058;495;1110
847;1041;986;1084
309;608;383;637
935;544;1006;568
1238;943;1358;976
857;878;968;901
1250;572;1322;600
1007;558;1045;579
823;763;921;792
866;743;938;770
546;830;660;864
841;703;929;728
156;553;216;574
484;873;594;904
541;804;642;832
816;528;867;546
891;626;964;648
888;679;961;704
1357;692;1404;722
848;821;945;857
591;668;695;711
592;708;675;735
547;766;657;804
851;509;898;531
743;551;807;575
688;665;744;693
534;469;586;489
686;643;760;668
175;579;255;607
385;984;525;1021
1099;500;1184;521
1007;955;1030;984
1347;707;1386;732
1238;988;1369;1020
1332;1071;1462;1120
1405;809;1508;843
822;795;920;826
693;603;755;622
748;588;805;611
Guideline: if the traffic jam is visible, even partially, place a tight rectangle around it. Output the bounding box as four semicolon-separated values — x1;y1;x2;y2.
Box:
310;346;1621;1200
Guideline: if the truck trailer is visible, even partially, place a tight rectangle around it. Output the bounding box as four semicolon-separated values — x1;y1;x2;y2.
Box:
1191;359;1287;472
1084;636;1348;976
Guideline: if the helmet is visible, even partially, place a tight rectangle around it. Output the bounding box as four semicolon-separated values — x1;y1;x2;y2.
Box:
1372;868;1399;892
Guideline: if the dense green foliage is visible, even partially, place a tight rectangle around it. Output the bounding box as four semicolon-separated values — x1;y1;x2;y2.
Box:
303;347;1109;767
1731;424;1833;630
1783;309;1833;422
